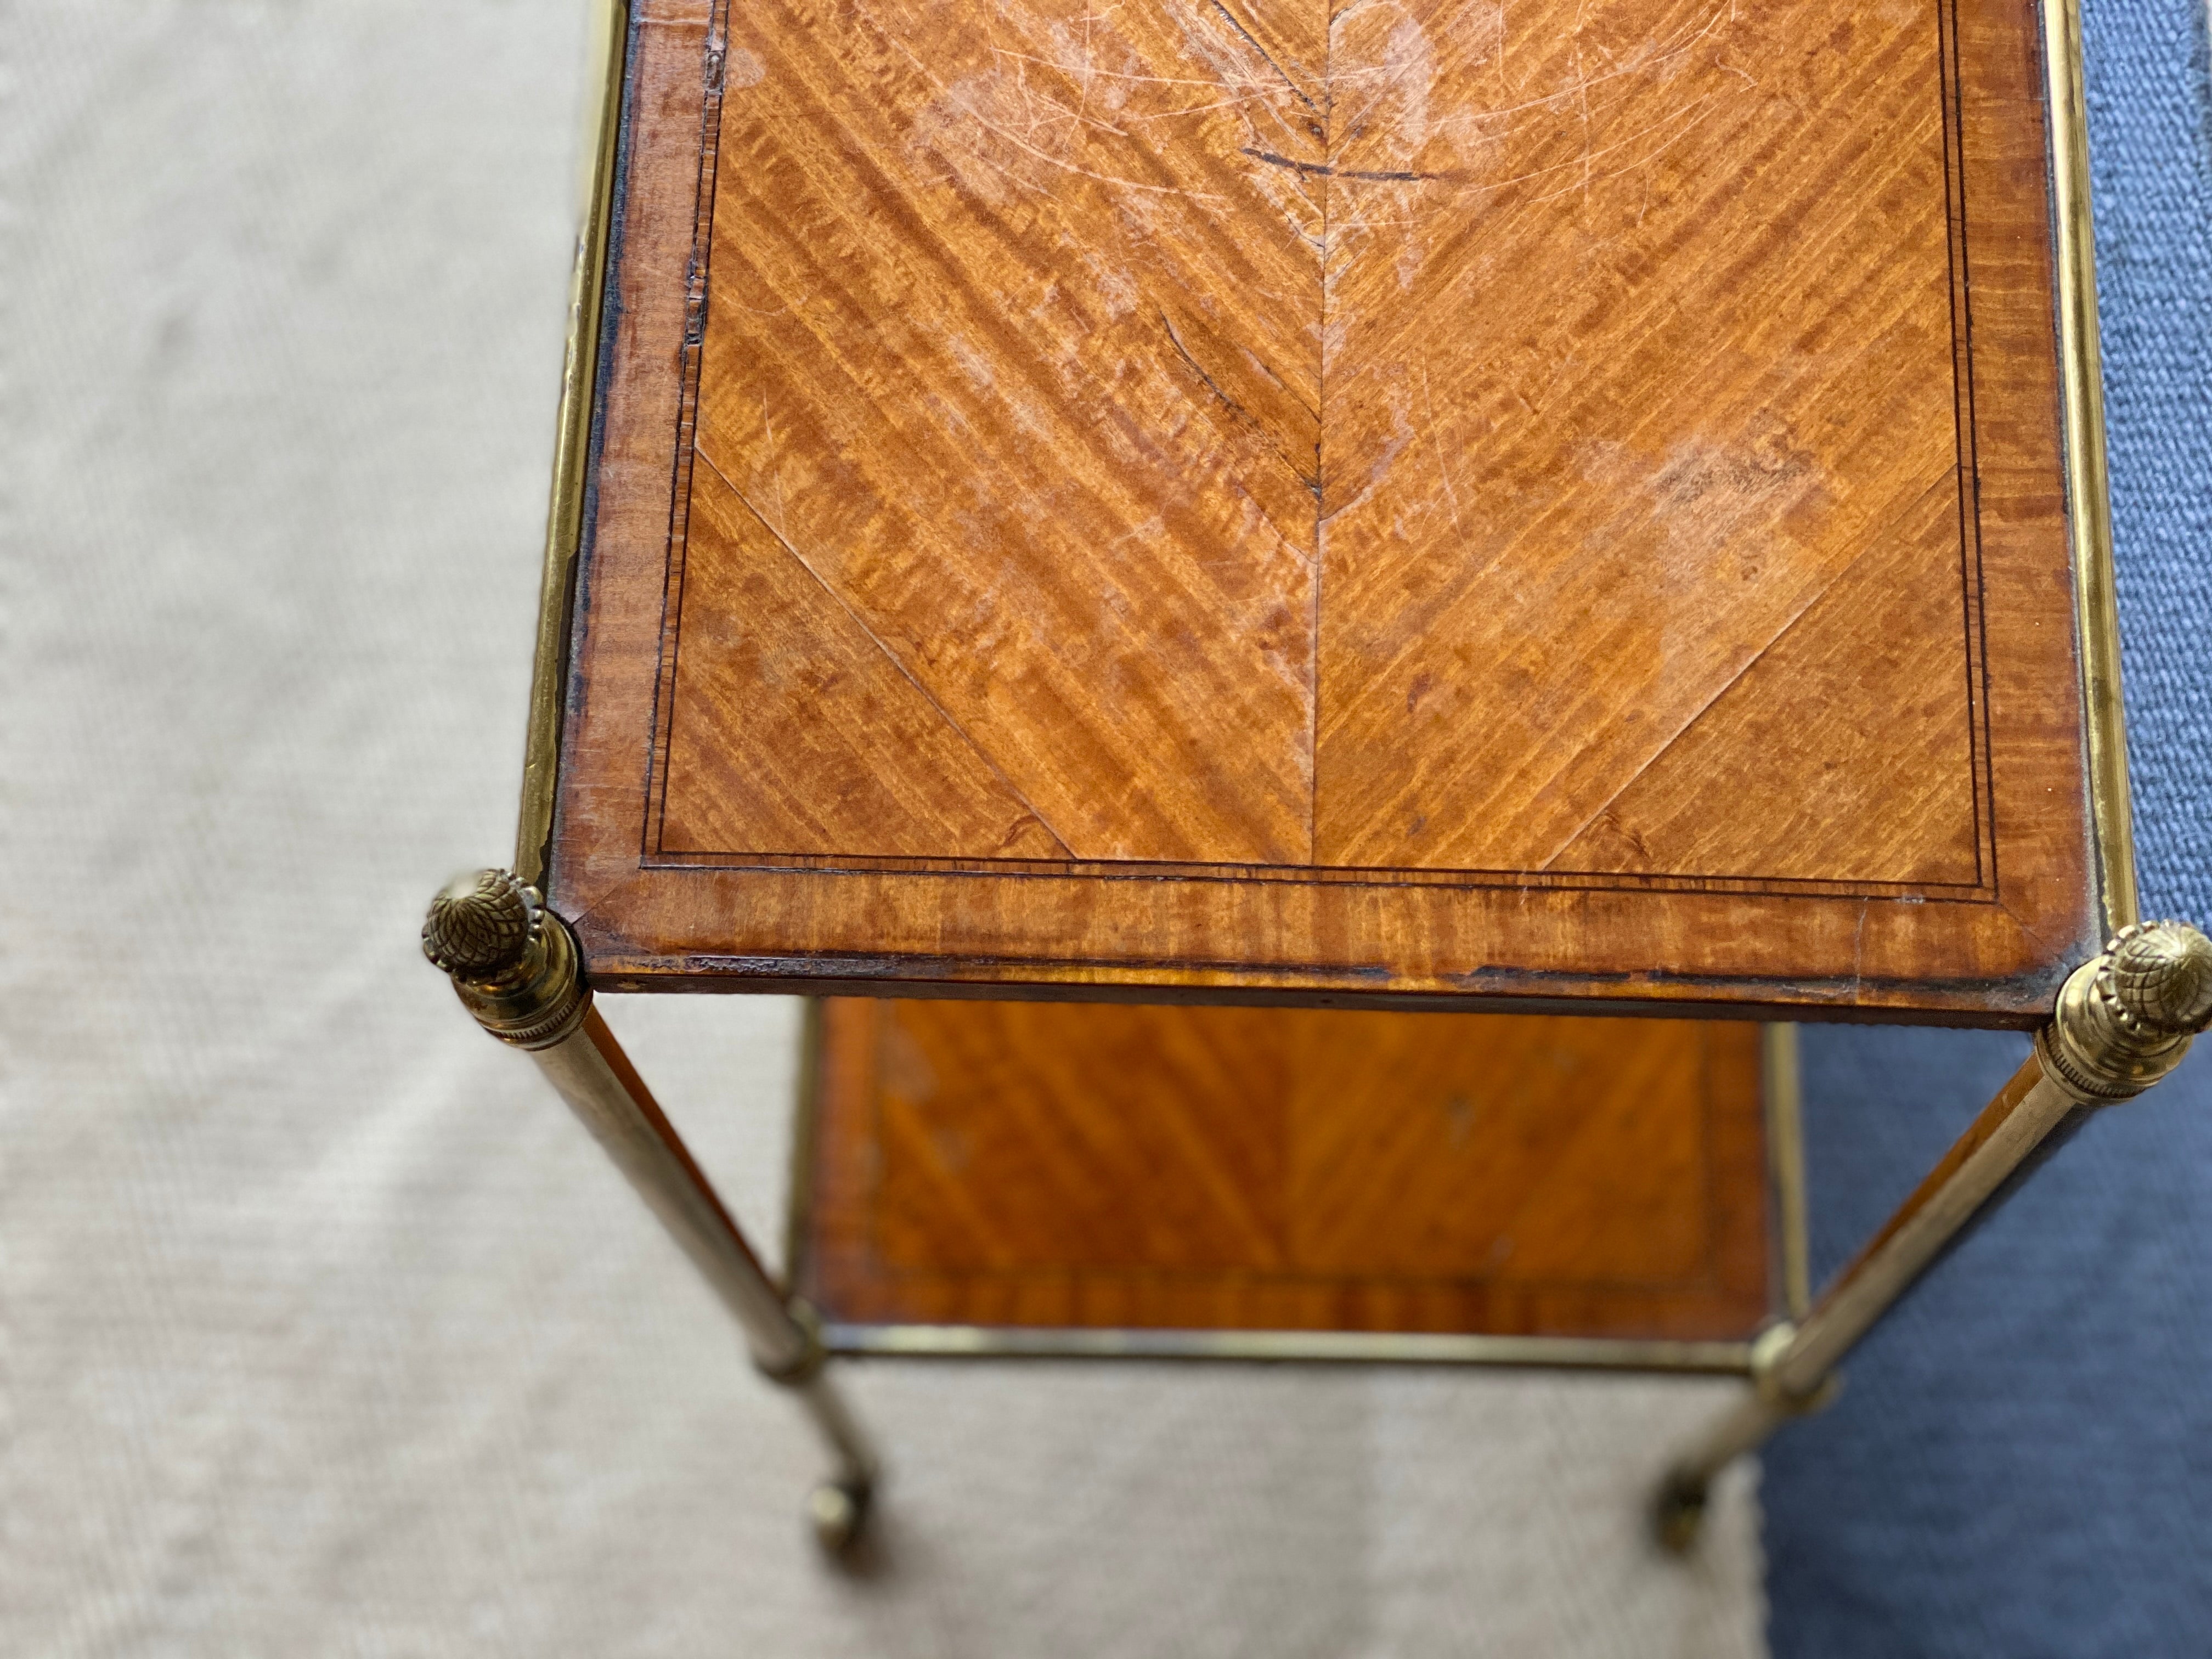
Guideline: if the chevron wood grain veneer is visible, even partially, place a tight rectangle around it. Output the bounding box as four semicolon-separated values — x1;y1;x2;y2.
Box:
548;0;2107;1019
792;1001;1775;1339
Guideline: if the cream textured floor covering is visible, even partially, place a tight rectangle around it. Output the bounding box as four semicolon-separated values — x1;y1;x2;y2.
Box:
2;4;1764;1652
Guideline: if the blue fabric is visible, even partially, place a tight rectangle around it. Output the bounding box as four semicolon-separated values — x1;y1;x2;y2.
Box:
1760;2;2212;1652
2099;0;2212;924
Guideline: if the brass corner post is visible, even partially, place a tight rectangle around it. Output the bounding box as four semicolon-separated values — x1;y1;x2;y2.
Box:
1656;921;2212;1552
425;870;879;1553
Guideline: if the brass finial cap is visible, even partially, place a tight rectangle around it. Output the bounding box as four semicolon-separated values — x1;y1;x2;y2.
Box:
421;868;588;1049
2103;921;2212;1037
2039;920;2212;1104
422;868;542;979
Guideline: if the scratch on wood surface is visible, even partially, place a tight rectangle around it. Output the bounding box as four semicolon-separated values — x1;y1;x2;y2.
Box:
1413;0;1744;187
886;22;1233;202
1417;364;1471;558
1470;0;1739;119
1994;900;2064;959
759;388;790;538
1523;95;1719;205
1159;309;1322;495
1330;10;1434;140
1242;147;1433;183
989;44;1290;125
1208;0;1322;111
692;445;1080;859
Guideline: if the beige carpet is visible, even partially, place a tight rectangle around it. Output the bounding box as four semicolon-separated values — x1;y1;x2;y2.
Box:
1;3;1765;1651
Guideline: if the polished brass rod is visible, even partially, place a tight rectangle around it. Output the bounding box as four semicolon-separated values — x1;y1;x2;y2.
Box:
515;0;631;889
2041;0;2139;938
1658;1056;2103;1550
1768;1053;2069;1397
1655;1388;1789;1549
1762;1023;1813;1319
825;1322;1754;1373
1657;921;2212;1549
423;871;877;1550
537;1012;823;1379
532;1013;880;1546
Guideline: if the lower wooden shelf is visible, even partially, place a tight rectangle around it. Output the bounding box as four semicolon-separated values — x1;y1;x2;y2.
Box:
791;1001;1797;1369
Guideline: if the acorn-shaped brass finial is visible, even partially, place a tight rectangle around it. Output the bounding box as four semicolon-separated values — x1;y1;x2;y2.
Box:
422;868;541;979
2102;921;2212;1037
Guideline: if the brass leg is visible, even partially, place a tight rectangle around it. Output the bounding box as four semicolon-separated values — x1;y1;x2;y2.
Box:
423;870;879;1554
1658;921;2212;1550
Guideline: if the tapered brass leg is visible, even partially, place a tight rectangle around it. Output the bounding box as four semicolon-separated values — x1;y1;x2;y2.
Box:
424;870;879;1553
1658;921;2212;1549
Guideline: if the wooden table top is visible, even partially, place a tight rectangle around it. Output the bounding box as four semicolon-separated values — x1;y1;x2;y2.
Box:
540;0;2127;1022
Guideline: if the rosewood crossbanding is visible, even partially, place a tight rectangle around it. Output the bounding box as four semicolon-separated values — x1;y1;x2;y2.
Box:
551;0;2103;1017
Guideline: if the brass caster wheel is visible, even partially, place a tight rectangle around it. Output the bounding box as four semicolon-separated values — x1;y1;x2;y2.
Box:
1652;1471;1707;1555
808;1478;872;1556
